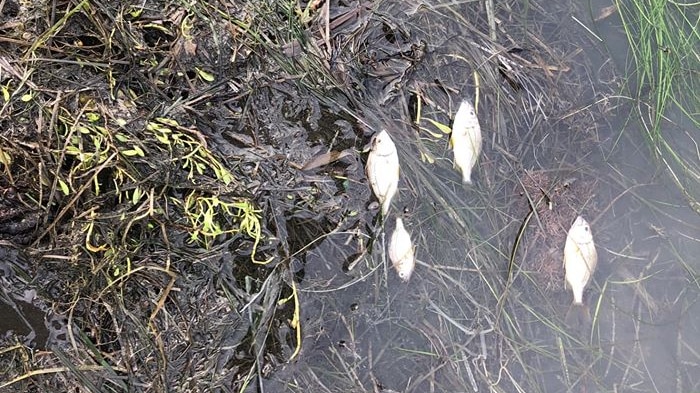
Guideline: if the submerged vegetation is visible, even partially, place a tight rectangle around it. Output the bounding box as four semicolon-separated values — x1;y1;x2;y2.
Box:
0;0;698;392
616;0;699;212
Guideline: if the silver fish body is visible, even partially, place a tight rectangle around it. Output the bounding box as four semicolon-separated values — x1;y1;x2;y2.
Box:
450;99;482;184
564;216;598;304
389;217;415;281
366;130;400;215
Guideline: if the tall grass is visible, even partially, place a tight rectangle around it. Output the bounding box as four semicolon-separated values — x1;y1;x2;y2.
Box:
617;0;700;213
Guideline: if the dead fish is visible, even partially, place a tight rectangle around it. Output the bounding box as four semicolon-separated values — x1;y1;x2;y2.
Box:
389;217;415;281
366;129;400;215
450;99;482;184
564;216;598;304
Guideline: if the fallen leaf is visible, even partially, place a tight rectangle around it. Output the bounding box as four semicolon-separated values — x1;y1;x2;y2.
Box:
595;5;617;21
300;149;352;171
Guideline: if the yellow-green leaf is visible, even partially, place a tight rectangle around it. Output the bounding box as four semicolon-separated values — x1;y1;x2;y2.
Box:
218;169;233;185
154;132;170;145
0;148;12;167
156;117;179;127
143;23;171;34
20;93;33;102
420;150;435;164
65;145;82;156
128;7;143;18
132;187;142;204
195;67;215;82
58;179;70;195
424;118;452;135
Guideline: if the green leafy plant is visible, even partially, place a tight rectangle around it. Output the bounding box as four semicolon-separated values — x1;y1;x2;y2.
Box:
146;117;234;185
173;193;267;262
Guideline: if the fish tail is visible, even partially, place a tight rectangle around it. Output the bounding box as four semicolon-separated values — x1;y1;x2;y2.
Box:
459;164;472;184
381;200;391;216
565;303;592;328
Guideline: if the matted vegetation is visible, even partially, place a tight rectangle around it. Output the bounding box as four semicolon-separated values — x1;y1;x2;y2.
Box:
0;0;698;392
0;1;287;391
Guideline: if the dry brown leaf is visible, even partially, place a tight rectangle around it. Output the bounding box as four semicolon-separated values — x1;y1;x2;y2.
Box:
595;5;618;22
301;149;352;171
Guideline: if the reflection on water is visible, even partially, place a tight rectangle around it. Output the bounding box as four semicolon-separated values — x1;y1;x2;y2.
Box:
0;249;51;350
0;299;48;349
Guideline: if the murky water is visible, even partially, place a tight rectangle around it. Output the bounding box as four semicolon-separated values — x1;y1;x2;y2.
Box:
0;248;68;352
0;0;696;391
265;1;700;392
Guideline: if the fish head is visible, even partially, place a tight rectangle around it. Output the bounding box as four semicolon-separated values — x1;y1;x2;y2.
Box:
371;130;397;155
458;99;476;118
569;216;593;243
397;266;413;282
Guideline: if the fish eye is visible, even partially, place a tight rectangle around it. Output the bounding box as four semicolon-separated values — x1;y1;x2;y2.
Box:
584;226;589;232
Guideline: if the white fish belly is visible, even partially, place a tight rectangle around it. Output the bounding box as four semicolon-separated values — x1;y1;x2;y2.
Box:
453;140;480;183
389;219;415;281
367;154;399;213
451;102;482;184
564;240;596;304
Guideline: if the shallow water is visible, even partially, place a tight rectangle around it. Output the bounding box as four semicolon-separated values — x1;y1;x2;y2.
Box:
0;248;66;352
266;0;700;392
0;0;696;391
